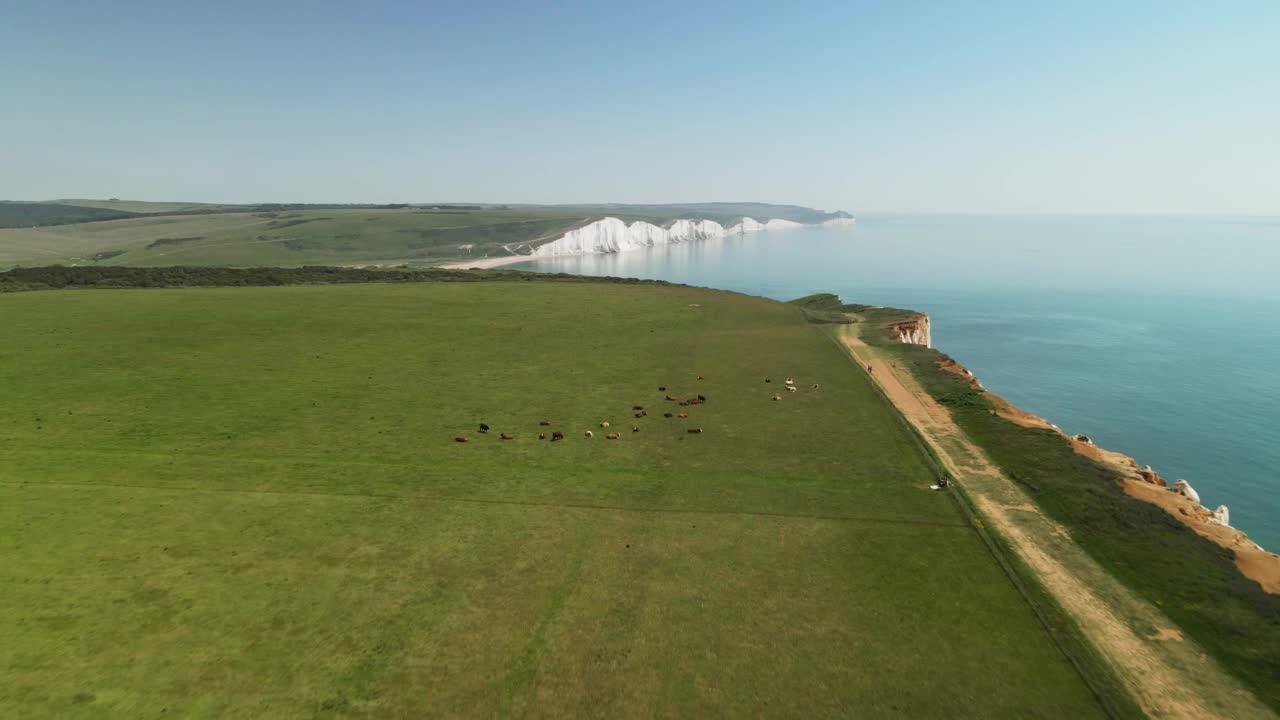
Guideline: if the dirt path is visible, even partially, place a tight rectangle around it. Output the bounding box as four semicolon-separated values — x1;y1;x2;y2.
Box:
835;327;1274;720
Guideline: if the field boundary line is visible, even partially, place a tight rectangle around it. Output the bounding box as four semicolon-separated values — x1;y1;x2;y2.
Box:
0;479;970;529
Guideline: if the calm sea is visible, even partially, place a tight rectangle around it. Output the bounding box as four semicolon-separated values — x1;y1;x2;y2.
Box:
511;215;1280;550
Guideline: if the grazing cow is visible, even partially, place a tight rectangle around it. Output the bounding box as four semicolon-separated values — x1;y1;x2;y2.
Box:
538;433;547;440
605;433;619;440
658;386;667;391
552;431;564;441
677;412;689;418
665;395;677;401
455;436;468;443
765;378;772;383
772;394;781;401
785;377;794;385
600;421;610;428
663;412;674;418
632;426;640;432
500;433;514;440
585;430;594;438
479;423;490;433
539;421;552;426
632;405;643;411
687;428;703;434
786;385;797;393
697;394;706;402
678;401;688;406
811;384;820;389
696;375;704;380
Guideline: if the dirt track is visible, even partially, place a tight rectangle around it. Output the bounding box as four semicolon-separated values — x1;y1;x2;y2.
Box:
836;327;1274;720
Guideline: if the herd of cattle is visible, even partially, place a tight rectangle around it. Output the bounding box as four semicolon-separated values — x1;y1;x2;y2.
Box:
453;376;814;444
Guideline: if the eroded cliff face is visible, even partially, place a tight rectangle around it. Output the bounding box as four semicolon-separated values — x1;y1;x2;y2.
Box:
532;215;855;257
887;315;931;348
532;217;724;256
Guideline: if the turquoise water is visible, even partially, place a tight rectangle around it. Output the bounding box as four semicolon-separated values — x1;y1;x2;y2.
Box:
512;216;1280;550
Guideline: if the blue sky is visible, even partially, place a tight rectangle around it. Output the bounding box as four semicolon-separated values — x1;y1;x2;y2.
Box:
3;1;1277;213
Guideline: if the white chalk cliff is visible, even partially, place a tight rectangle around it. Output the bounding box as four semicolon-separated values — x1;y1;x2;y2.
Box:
532;215;854;257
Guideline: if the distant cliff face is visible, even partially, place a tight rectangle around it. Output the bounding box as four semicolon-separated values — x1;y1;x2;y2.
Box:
532;215;855;257
888;315;931;348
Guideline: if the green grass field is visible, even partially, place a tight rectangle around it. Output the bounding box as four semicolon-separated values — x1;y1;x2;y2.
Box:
0;208;589;269
0;281;1105;718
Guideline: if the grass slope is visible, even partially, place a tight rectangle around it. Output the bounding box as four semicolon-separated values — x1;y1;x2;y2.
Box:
1;281;1101;718
0;202;137;229
0;208;587;269
831;298;1280;714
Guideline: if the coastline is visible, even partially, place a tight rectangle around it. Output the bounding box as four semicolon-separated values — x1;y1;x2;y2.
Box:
911;323;1280;592
833;320;1276;718
970;369;1279;592
438;214;857;269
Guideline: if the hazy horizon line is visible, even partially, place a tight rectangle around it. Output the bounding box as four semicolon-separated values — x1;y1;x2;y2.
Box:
5;197;1278;219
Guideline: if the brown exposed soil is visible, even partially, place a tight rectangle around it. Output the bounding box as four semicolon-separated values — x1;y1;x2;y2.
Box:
1124;479;1280;594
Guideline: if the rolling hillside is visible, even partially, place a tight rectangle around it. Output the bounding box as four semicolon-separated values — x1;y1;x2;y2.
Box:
0;201;852;269
0;276;1104;718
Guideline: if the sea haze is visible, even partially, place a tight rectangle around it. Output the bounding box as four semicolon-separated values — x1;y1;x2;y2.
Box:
513;215;1280;550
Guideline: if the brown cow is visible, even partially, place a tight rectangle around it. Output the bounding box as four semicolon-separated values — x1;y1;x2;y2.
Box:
687;428;703;434
697;394;706;402
455;436;468;443
500;433;514;440
539;420;552;426
552;431;564;440
678;401;688;406
677;412;689;418
663;412;674;418
606;433;619;440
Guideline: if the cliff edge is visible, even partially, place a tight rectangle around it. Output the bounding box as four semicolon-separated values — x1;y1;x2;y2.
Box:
928;330;1280;594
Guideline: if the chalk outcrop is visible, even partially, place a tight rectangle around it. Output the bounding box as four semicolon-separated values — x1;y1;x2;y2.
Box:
1210;505;1231;527
1172;479;1201;504
888;315;932;348
532;214;853;257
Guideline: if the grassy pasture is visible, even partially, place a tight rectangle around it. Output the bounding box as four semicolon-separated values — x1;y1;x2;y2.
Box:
0;209;588;269
0;202;136;229
49;199;248;214
0;282;1104;718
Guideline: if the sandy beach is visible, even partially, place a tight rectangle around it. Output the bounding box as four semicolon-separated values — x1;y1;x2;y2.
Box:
437;254;537;270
